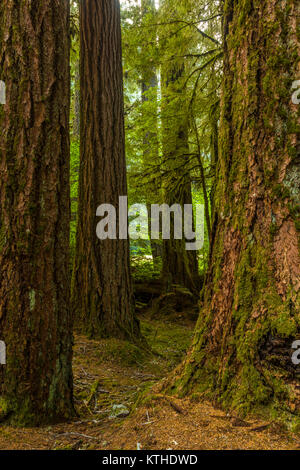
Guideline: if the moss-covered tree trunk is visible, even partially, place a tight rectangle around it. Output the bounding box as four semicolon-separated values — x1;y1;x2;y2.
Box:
161;65;199;294
0;0;74;425
171;0;300;418
71;0;141;341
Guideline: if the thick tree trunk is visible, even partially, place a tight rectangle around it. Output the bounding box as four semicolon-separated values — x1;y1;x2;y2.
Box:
170;0;300;417
161;65;199;294
71;0;141;341
0;0;74;425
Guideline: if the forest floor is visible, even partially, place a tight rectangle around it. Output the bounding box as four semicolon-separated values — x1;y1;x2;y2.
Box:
0;285;300;450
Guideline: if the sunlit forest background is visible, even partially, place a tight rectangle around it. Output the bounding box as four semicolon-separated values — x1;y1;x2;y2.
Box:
70;0;220;278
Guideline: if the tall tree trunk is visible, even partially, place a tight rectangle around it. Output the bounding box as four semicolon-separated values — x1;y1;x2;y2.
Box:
73;61;80;139
72;0;141;341
169;0;300;417
161;65;199;294
0;0;74;425
141;0;162;269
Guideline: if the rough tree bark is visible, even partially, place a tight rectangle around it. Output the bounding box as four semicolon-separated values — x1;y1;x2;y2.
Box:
168;0;300;418
71;0;142;341
161;64;199;294
0;0;74;425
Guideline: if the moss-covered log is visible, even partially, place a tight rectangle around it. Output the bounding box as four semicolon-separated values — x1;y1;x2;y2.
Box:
169;0;300;420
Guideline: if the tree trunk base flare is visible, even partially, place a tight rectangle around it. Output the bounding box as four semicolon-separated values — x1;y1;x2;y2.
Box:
150;287;199;322
160;0;300;425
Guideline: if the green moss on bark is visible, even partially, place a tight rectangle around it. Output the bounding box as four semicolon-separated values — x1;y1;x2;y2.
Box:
166;0;300;422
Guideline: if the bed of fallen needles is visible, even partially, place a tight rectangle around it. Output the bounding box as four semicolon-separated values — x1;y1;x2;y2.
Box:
0;283;300;450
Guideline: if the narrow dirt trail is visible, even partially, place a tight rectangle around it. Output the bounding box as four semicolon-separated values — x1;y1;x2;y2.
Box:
0;315;299;450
